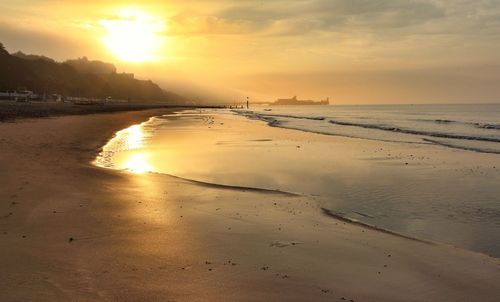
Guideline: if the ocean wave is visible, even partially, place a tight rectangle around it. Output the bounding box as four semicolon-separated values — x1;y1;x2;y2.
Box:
233;110;500;154
423;139;500;154
475;123;500;130
414;118;500;131
328;120;500;143
234;110;325;121
235;110;428;144
434;119;455;124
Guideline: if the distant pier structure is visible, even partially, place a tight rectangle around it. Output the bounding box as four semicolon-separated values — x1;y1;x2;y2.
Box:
273;96;330;105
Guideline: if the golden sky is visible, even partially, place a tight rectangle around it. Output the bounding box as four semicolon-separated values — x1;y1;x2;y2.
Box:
1;0;500;104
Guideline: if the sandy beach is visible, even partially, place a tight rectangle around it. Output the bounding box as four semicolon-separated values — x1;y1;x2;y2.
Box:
1;109;499;302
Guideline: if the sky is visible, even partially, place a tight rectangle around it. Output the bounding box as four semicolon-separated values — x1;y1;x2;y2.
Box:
1;0;500;104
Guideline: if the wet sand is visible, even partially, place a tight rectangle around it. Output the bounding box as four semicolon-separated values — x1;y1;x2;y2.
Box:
1;110;499;301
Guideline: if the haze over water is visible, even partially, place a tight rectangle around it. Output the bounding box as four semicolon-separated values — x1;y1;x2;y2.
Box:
96;104;500;257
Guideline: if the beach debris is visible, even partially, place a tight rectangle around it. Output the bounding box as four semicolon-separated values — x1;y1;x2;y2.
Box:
68;237;74;242
270;241;302;248
270;241;288;248
205;261;212;265
321;289;331;294
261;266;270;271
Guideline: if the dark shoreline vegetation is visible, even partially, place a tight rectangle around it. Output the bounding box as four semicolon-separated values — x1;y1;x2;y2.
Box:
0;102;169;121
0;101;221;122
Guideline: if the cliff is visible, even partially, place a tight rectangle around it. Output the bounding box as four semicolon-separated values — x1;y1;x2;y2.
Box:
0;43;186;103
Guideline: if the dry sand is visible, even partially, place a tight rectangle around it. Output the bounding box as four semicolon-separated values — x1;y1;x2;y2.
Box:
0;110;499;301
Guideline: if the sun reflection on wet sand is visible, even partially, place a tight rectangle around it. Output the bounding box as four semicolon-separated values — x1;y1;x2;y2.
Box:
124;152;152;174
95;121;153;171
123;124;145;150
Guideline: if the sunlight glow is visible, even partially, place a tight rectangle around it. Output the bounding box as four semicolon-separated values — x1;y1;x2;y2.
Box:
124;124;145;149
100;8;166;62
124;153;152;174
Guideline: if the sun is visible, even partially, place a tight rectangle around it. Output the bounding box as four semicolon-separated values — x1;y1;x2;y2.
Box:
100;8;165;62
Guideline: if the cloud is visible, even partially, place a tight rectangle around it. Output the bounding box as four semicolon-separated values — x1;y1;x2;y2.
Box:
166;0;500;38
185;0;446;35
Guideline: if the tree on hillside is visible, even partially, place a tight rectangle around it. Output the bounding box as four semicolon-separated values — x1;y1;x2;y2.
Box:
0;42;9;56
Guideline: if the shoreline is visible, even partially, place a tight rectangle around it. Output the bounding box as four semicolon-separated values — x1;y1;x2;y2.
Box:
0;101;224;122
100;108;500;258
1;110;499;301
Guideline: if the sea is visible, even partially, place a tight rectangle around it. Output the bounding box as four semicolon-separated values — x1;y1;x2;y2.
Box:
239;103;500;154
96;103;500;257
